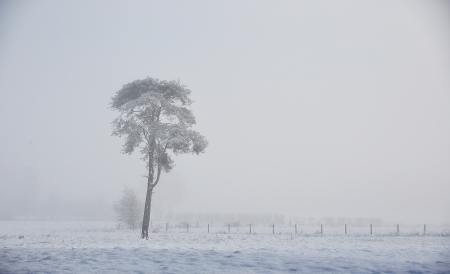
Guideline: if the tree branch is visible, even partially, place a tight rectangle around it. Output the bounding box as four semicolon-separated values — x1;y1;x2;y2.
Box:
152;142;169;188
152;165;162;188
139;125;150;145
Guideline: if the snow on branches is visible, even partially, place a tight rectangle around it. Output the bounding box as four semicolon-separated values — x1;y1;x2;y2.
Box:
110;77;208;185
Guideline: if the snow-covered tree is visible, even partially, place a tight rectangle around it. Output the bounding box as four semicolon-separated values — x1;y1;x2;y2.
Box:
114;187;141;229
110;78;208;239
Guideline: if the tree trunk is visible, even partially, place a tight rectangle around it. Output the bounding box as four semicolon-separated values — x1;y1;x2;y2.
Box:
142;140;155;239
141;183;154;239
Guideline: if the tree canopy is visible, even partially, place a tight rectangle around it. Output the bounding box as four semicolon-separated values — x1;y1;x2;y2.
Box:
111;78;208;181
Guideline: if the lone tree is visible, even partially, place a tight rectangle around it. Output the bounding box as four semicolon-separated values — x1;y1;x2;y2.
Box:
110;77;208;239
114;187;141;229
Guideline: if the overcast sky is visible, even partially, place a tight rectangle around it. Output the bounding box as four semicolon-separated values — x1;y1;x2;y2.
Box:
0;0;449;223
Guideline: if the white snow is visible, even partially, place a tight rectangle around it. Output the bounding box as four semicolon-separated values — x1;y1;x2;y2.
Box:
1;221;449;273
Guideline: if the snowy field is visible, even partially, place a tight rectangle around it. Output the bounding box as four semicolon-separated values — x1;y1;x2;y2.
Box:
1;221;450;273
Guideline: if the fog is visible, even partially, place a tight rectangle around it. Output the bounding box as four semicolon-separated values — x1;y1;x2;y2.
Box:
0;0;449;224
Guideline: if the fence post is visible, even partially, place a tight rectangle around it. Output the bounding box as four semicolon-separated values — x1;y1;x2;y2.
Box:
249;224;252;234
228;224;230;233
424;224;426;235
345;224;347;235
208;223;210;233
370;224;372;235
273;224;275;234
166;223;168;232
321;224;323;235
295;224;297;234
397;224;399;235
187;223;189;232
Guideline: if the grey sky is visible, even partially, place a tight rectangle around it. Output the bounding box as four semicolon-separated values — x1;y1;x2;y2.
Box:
0;0;449;223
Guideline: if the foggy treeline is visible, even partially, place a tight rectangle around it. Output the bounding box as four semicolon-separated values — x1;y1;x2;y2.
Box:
0;166;112;221
0;199;112;222
150;212;384;227
0;167;389;226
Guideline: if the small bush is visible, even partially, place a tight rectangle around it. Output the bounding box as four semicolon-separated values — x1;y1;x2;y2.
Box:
114;187;141;229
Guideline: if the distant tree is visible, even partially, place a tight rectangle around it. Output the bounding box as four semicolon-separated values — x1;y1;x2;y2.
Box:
110;78;208;239
114;187;141;229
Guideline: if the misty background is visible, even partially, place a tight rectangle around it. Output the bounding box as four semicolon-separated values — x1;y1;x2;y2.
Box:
0;0;449;224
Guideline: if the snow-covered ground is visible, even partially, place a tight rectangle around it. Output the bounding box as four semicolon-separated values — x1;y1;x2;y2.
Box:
1;221;449;273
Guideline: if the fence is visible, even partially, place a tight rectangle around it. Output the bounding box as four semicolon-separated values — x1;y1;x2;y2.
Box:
147;222;450;237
